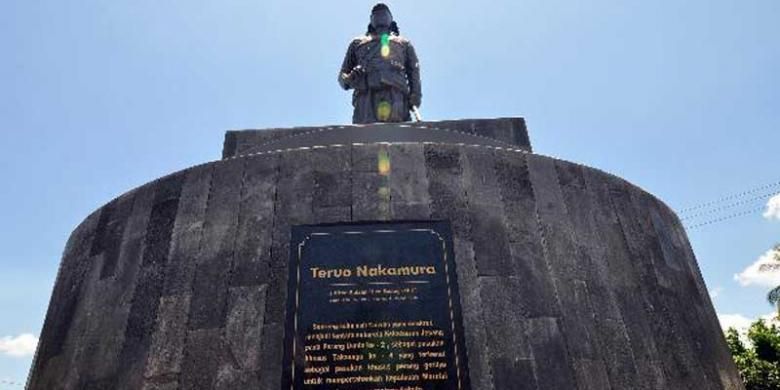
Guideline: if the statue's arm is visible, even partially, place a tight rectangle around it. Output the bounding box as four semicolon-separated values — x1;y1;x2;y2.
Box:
338;40;359;90
405;42;422;107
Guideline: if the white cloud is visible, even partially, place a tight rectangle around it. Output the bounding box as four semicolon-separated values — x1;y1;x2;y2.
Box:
718;313;755;333
718;312;780;344
734;247;780;287
0;334;38;357
765;194;780;220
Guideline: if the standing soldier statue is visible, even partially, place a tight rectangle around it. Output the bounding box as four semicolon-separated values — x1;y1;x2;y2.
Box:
338;3;422;124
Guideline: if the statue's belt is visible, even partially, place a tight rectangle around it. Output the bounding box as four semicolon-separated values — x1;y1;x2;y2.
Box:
365;71;409;93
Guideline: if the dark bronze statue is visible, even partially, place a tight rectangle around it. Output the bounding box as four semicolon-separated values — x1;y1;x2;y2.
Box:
338;3;422;124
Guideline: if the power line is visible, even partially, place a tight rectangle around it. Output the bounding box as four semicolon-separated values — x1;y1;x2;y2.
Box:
679;191;779;221
684;206;766;230
678;180;780;213
0;379;23;387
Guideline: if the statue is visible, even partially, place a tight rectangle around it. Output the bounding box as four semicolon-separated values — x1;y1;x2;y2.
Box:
338;3;422;124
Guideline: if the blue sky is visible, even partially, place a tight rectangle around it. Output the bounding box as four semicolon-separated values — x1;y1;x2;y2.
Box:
1;0;778;385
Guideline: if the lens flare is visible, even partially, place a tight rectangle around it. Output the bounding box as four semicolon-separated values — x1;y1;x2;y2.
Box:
377;148;391;176
377;145;391;219
380;33;390;57
376;101;392;121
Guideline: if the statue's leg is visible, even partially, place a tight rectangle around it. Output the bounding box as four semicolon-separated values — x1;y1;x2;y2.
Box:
391;89;411;122
353;91;375;124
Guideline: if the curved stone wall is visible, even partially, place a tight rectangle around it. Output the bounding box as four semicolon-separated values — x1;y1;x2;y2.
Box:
28;136;743;389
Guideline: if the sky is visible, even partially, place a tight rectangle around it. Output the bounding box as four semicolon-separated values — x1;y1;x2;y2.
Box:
1;0;778;385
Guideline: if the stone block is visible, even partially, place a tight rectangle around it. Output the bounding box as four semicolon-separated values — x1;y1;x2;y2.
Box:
525;317;577;390
226;285;267;370
229;155;277;287
179;329;226;390
389;143;431;219
163;166;212;297
145;294;191;378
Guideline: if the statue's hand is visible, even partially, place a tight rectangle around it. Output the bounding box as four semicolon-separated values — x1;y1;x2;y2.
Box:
344;65;364;88
350;65;364;77
409;93;421;108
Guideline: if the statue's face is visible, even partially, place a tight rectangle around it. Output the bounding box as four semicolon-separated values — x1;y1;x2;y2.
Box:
370;9;393;30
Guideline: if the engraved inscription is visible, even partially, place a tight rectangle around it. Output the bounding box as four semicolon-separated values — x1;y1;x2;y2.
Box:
282;222;470;390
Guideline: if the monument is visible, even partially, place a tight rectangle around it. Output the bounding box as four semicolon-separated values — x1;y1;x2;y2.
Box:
28;4;743;390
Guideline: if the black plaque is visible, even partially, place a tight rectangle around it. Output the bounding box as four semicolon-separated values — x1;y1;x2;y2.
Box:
282;221;470;390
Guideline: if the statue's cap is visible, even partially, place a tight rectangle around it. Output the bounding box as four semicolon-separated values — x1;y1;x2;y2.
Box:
371;3;392;15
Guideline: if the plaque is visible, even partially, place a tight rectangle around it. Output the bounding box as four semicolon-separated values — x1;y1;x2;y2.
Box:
282;221;471;390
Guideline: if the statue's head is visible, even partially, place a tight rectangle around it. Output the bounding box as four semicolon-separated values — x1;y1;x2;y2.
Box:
367;3;399;35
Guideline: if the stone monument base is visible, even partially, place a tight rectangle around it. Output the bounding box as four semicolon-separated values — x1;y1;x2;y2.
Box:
28;118;742;389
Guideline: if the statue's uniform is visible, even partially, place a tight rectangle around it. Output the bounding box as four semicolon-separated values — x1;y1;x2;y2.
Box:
339;34;421;124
